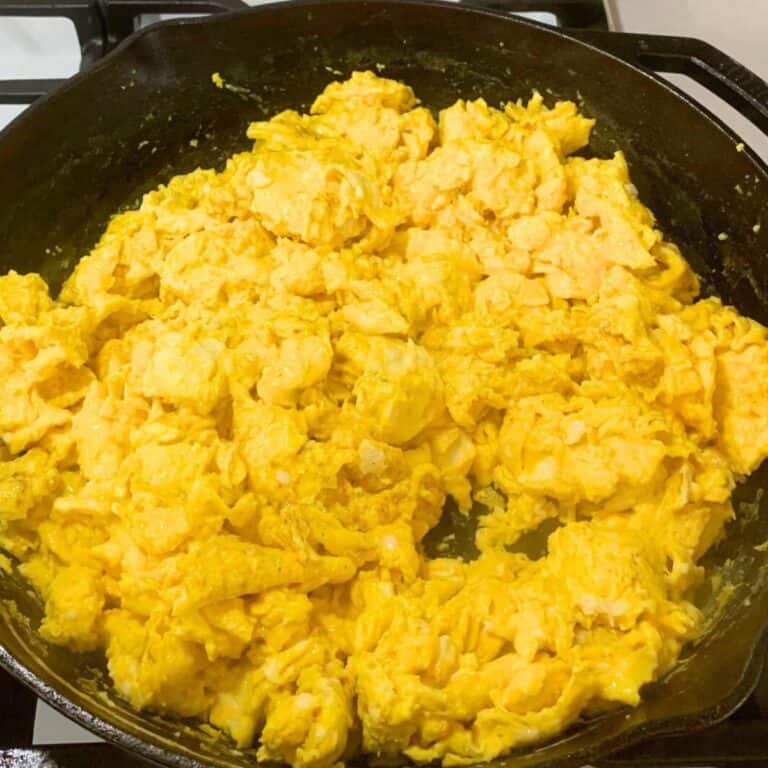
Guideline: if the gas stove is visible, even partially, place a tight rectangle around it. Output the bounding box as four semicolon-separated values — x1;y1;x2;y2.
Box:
1;0;768;766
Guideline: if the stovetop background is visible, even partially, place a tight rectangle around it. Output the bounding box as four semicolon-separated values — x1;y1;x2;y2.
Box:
1;0;767;764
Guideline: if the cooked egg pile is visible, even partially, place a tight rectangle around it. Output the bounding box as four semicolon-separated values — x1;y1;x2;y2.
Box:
2;72;768;767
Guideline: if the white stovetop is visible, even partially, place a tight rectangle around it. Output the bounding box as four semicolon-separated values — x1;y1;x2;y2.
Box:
0;0;766;748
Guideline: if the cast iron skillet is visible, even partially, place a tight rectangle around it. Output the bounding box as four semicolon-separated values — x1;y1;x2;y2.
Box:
1;2;768;766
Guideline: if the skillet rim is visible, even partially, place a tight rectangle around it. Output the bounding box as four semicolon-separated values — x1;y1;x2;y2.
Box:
1;2;767;766
1;0;766;174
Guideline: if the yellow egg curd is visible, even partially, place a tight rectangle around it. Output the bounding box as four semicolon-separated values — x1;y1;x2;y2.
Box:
2;71;768;767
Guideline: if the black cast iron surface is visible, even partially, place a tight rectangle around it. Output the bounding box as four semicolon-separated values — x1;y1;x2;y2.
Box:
4;663;768;767
0;0;610;102
1;1;768;767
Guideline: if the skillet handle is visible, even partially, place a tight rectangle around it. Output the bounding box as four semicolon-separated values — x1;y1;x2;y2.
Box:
0;0;105;103
563;29;768;138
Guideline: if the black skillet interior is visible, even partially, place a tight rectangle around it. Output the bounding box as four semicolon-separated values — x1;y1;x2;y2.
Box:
1;2;768;767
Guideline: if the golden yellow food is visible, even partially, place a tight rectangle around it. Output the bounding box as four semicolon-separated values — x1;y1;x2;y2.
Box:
2;71;768;767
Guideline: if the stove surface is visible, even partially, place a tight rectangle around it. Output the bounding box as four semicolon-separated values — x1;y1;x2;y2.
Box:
1;0;767;766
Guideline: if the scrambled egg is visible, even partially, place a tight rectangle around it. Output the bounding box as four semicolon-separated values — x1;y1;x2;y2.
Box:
2;71;768;767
